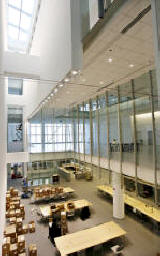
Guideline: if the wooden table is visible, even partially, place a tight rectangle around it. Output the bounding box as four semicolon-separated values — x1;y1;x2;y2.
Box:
97;185;160;222
39;199;92;218
55;221;126;256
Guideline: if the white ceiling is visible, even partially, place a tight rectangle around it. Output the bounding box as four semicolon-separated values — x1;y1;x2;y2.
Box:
49;0;155;109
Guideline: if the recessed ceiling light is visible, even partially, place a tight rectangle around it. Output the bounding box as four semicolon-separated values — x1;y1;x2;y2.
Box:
42;102;45;105
108;58;112;63
129;64;134;68
59;83;64;88
54;88;58;93
64;78;70;82
48;96;50;100
51;93;54;97
99;81;104;85
71;70;78;75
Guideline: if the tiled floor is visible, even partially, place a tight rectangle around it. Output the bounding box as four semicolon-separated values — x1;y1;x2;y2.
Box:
8;176;160;256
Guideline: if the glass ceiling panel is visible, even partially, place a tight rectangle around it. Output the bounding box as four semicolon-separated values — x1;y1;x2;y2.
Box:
8;25;19;40
20;13;31;30
8;0;21;9
22;0;35;14
7;0;38;53
8;7;20;26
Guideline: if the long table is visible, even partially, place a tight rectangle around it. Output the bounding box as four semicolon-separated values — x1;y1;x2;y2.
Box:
39;199;92;218
97;185;160;222
55;221;126;256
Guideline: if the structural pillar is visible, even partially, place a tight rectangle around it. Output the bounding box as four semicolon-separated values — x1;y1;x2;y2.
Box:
0;0;7;251
112;172;124;219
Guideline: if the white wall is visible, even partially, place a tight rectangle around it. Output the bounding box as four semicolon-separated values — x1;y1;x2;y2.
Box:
31;0;72;81
4;51;40;77
7;152;29;163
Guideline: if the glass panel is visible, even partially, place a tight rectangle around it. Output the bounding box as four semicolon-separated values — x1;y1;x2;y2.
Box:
8;7;20;26
8;78;23;95
8;25;19;40
20;13;31;31
84;102;90;157
134;72;154;185
9;0;21;9
120;82;135;177
99;94;108;168
108;90;120;171
92;98;98;165
152;70;160;185
22;0;35;14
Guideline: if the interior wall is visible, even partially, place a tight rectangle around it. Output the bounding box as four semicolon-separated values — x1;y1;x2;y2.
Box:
31;0;72;81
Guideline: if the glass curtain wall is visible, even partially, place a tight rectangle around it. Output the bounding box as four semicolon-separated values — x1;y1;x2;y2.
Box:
27;69;160;204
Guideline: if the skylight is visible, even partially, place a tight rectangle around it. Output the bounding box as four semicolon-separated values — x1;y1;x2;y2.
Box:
7;0;38;53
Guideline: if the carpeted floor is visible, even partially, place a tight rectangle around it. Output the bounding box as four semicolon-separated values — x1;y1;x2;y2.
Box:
8;175;160;256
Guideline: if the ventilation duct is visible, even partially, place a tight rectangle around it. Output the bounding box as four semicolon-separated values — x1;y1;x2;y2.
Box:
121;5;151;34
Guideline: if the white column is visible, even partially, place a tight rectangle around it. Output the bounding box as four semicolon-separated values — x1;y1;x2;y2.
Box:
112;172;124;219
0;0;7;252
151;0;160;100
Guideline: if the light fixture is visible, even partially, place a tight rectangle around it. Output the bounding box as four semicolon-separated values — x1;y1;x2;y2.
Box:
64;78;70;82
59;83;64;88
108;58;112;63
99;81;104;85
54;88;58;93
71;70;78;75
42;102;45;105
129;64;134;68
48;96;50;100
51;93;54;97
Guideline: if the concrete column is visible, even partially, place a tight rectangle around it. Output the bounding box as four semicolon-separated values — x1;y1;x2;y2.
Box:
0;0;7;251
112;172;124;219
151;0;160;99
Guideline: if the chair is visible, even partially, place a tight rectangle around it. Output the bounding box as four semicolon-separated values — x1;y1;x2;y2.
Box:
111;245;123;255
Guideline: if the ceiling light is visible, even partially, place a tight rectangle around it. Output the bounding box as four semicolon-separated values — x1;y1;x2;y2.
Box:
108;58;112;63
54;88;58;93
59;83;64;88
129;64;134;68
42;102;45;105
48;96;50;100
64;78;70;82
99;81;104;85
51;93;54;97
72;70;78;75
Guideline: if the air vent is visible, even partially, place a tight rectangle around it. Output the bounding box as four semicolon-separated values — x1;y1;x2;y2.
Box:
121;5;151;34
